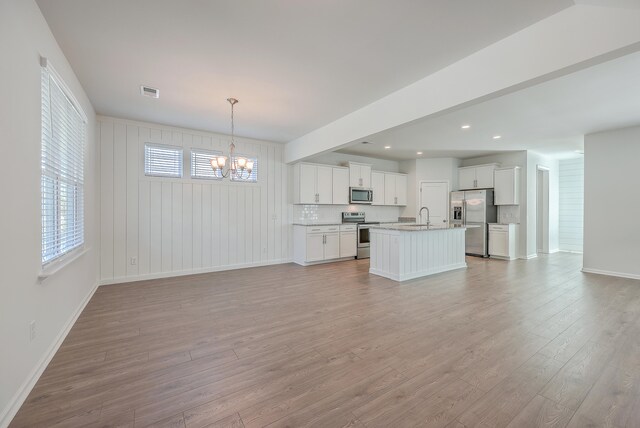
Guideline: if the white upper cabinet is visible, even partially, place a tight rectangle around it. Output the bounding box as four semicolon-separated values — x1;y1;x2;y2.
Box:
494;166;520;205
293;163;333;204
298;164;317;204
371;171;385;205
475;165;496;188
395;174;407;206
384;173;408;206
349;162;372;188
457;164;499;190
458;168;476;190
316;166;333;204
332;167;349;205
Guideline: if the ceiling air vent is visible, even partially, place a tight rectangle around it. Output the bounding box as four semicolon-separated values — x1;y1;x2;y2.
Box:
140;85;159;98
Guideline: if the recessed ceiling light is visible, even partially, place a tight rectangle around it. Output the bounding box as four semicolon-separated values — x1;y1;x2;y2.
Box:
461;125;471;129
417;151;423;155
384;146;391;149
493;135;502;139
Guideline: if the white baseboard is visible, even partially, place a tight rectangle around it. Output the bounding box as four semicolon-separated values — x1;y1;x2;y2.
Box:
581;268;640;281
100;258;293;286
0;281;99;428
559;249;583;254
521;254;538;260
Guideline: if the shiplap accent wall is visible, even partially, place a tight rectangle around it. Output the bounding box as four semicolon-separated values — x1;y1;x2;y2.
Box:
559;157;584;252
99;116;290;284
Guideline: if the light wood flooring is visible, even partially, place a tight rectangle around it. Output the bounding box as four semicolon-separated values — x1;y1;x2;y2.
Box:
10;253;640;427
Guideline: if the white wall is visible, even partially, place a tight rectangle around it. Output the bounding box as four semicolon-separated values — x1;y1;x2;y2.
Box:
99;116;290;284
559;157;584;252
584;125;640;279
400;158;460;218
0;1;99;425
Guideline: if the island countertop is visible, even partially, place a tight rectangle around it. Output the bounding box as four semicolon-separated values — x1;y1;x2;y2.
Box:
369;224;478;232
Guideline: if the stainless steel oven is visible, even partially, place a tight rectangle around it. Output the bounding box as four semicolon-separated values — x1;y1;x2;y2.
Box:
349;187;373;204
342;212;379;259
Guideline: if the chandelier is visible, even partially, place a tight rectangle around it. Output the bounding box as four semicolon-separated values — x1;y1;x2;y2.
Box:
210;98;253;179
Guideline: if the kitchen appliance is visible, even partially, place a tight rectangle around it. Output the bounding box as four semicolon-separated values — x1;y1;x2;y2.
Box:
450;189;497;257
349;187;373;205
342;212;379;259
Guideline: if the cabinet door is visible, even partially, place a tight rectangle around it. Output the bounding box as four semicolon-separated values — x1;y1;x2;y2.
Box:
324;233;341;260
494;169;513;205
349;164;361;187
489;231;508;257
384;174;396;205
475;165;495;188
339;231;357;257
299;164;317;204
458;168;476;190
395;174;407;206
316;166;333;204
360;165;372;188
332;168;349;205
306;234;325;262
371;172;385;205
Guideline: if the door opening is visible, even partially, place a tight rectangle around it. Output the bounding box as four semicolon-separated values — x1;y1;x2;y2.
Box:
537;166;550;254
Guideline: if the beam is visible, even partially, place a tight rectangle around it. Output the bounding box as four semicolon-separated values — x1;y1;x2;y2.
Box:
285;4;640;163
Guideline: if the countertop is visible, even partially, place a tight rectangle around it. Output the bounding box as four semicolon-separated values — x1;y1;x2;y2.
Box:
292;221;403;227
369;224;479;232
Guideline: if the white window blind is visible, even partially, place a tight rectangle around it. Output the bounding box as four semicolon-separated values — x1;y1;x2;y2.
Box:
191;148;223;179
41;66;86;265
144;143;183;177
231;155;258;183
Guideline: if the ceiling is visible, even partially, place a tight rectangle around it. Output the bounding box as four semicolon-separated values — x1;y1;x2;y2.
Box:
338;49;640;160
36;0;573;142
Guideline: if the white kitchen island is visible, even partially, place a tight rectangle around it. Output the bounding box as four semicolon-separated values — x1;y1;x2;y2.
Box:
369;224;468;281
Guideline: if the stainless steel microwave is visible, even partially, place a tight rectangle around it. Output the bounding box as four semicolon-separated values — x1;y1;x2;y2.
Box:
350;187;373;204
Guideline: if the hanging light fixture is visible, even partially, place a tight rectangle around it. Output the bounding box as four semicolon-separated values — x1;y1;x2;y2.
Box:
210;98;253;179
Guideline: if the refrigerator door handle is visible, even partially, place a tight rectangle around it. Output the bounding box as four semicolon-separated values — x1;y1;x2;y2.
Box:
462;199;467;225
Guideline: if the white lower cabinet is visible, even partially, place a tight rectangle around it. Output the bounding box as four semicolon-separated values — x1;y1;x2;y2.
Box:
293;225;356;265
489;224;518;260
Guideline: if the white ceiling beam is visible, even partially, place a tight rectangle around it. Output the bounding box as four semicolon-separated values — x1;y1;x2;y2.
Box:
285;4;640;163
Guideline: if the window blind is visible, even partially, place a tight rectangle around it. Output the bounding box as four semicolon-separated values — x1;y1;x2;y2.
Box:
41;66;86;265
230;155;258;183
144;144;183;177
191;148;223;179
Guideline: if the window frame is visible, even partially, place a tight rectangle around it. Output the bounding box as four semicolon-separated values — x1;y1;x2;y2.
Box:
190;147;224;180
230;154;258;183
144;143;184;178
41;60;87;268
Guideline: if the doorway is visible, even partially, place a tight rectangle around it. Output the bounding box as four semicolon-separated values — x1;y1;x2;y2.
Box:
537;166;550;254
419;181;449;227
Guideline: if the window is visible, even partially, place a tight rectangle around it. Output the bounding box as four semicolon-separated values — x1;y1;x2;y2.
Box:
231;155;258;183
190;148;223;179
144;143;183;177
41;65;86;265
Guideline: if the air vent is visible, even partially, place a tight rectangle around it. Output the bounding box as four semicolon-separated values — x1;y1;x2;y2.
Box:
140;85;159;98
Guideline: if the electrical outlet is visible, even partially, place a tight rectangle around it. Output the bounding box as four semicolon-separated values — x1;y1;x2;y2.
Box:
130;257;137;265
29;320;36;342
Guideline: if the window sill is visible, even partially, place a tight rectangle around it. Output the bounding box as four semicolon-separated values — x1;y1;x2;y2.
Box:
39;247;89;282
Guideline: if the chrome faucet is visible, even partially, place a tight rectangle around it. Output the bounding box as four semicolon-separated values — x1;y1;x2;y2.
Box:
419;206;430;226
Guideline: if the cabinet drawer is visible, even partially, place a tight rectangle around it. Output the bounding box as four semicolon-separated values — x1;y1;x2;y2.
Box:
306;225;340;234
489;224;510;232
340;225;357;232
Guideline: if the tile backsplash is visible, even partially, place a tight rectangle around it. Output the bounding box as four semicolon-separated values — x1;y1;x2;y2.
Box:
498;205;521;224
293;204;402;224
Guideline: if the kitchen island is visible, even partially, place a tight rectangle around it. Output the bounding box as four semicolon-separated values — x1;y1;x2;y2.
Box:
369;224;468;281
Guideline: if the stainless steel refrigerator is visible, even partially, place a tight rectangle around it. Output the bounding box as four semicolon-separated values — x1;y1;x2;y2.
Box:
450;189;497;257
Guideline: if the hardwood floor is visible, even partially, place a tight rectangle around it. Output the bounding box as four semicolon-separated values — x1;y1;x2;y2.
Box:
10;253;640;427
